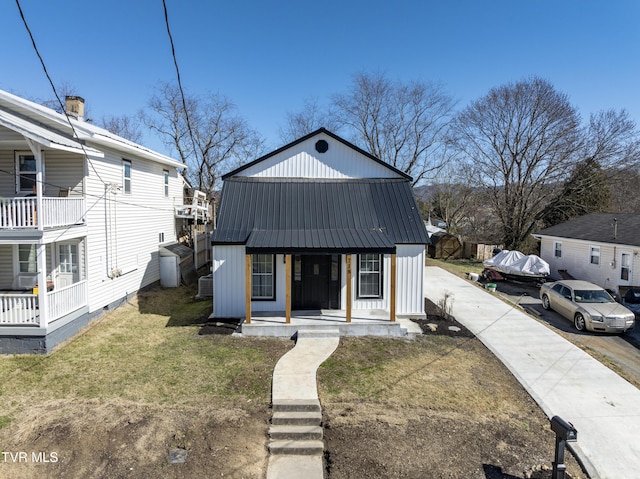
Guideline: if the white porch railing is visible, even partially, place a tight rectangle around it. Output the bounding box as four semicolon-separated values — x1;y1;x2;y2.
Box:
0;197;85;229
46;280;87;322
0;293;38;325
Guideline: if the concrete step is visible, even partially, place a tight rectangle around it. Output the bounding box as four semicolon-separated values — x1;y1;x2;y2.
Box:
269;425;323;441
272;399;321;413
272;411;322;426
297;328;341;339
269;439;324;456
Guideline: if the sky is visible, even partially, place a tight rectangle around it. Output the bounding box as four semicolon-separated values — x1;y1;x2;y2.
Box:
1;0;639;157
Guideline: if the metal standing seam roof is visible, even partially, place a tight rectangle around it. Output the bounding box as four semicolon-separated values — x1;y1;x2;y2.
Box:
212;177;429;253
535;213;640;247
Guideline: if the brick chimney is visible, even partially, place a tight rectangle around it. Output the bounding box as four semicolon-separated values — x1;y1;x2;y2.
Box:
65;96;85;120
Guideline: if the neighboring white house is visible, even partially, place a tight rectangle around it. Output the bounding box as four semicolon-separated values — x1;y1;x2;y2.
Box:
534;213;640;294
0;89;187;353
211;128;429;326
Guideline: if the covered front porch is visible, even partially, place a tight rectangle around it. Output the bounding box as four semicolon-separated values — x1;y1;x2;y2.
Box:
240;308;421;338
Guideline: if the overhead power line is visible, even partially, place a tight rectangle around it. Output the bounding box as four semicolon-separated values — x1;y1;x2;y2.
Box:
161;0;200;167
15;0;108;186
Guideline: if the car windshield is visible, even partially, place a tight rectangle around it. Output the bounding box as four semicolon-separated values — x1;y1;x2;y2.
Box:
574;289;614;303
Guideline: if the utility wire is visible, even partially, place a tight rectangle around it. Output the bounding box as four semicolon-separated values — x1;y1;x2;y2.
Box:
161;0;200;169
15;0;108;187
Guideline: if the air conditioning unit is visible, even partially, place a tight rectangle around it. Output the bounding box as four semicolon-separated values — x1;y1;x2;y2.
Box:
198;274;213;298
17;274;37;289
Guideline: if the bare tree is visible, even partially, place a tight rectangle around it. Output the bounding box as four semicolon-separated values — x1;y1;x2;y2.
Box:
451;77;583;250
141;82;265;193
332;72;455;185
278;97;340;143
99;115;143;143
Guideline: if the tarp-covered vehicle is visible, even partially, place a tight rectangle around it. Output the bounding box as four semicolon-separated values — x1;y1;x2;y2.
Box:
482;250;550;284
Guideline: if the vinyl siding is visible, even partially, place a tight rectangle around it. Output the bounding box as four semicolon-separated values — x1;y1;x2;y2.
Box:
0;244;12;289
541;237;640;293
83;148;182;313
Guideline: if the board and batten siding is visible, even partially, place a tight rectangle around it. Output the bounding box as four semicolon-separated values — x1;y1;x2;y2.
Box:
212;245;246;318
541;237;640;292
344;247;425;315
83;147;182;313
395;245;426;315
238;133;402;179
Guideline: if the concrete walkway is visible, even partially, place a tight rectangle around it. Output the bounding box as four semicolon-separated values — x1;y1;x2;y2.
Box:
266;329;340;479
425;266;640;479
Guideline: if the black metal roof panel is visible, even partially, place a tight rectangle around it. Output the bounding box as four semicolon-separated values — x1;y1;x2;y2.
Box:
212;178;429;252
535;213;640;247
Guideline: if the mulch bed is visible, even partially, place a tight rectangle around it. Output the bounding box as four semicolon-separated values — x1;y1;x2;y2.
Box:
198;318;241;335
410;298;475;338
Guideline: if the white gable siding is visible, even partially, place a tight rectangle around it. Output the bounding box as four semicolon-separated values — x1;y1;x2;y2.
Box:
83;148;182;313
239;133;402;179
212;245;246;317
541;237;640;292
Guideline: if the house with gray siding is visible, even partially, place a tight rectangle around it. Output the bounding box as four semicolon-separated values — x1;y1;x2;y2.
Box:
0;89;186;353
534;213;640;294
211;128;429;333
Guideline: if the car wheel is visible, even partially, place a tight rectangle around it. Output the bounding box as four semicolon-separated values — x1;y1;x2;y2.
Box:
541;295;551;310
574;313;586;332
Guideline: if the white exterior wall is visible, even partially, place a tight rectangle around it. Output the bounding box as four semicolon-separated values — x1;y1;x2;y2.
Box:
84;147;183;313
239;133;402;179
253;254;287;312
396;245;426;315
212;245;246;317
541;237;640;293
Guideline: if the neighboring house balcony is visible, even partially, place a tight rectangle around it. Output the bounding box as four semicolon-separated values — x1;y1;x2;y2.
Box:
0;195;86;231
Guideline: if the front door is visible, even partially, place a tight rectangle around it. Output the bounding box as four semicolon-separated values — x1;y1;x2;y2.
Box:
292;254;340;310
56;242;79;288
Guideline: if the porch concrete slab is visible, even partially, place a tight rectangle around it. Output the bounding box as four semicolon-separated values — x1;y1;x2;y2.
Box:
424;266;640;479
267;455;324;479
241;309;415;338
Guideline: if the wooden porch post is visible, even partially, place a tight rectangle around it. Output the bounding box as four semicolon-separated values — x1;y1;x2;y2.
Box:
390;253;397;322
346;254;352;323
245;254;251;324
285;254;291;324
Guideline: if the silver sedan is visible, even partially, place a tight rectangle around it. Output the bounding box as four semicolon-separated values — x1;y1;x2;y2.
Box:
539;280;635;333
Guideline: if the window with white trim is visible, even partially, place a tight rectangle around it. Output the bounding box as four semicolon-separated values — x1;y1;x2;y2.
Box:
358;254;382;298
252;254;275;300
122;160;132;194
590;246;600;265
15;152;40;194
163;170;169;197
554;242;562;258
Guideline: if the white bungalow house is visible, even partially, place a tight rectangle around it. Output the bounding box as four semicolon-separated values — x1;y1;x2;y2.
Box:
534;213;640;294
211;128;429;335
0;89;188;353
